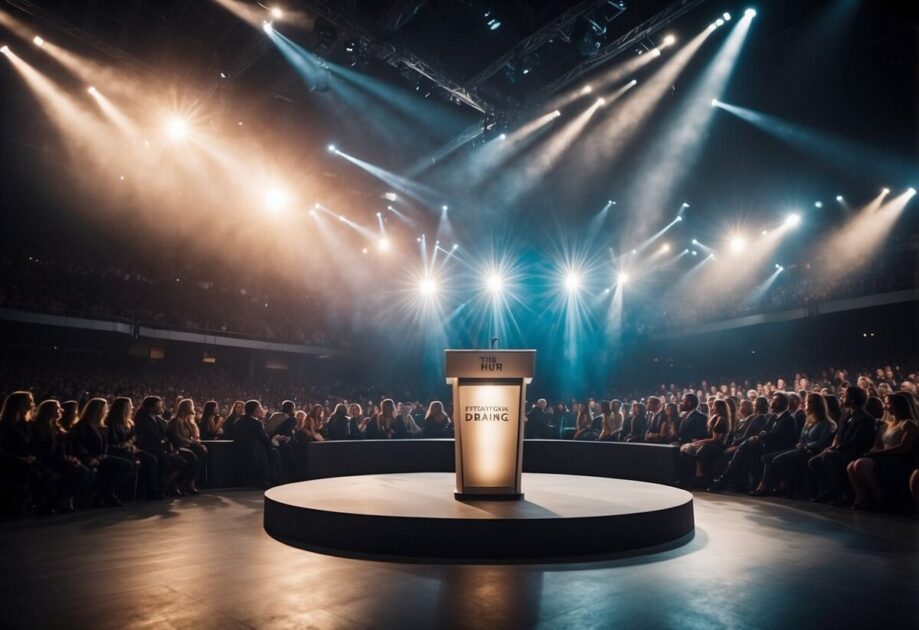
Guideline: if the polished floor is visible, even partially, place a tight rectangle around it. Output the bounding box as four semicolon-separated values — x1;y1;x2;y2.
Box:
1;488;917;629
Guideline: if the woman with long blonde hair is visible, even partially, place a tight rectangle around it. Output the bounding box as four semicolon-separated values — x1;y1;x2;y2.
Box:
167;398;205;495
106;397;162;500
70;398;135;506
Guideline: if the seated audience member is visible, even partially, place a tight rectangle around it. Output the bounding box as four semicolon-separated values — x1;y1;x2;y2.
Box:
684;399;732;487
106;397;161;500
649;402;679;444
808;385;878;505
167;399;206;494
1;392;59;514
598;400;622;441
198;400;224;440
846;392;918;510
395;402;422;438
675;393;708;445
365;399;396;439
265;400;297;439
347;403;368;439
135;396;188;497
594;400;611;435
573;405;598;441
326;404;352;440
297;405;325;443
422;401;454;438
233;400;282;487
643;397;669;443
222;400;245;440
753;393;836;497
70;398;135;506
622;401;647;443
555;402;575;439
525;398;550;439
711;392;797;493
59;400;79;431
33;399;91;513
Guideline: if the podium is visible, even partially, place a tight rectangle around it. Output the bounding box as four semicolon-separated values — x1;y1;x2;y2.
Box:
445;349;536;500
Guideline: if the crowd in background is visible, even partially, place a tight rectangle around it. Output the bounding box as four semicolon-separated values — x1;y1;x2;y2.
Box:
2;357;918;517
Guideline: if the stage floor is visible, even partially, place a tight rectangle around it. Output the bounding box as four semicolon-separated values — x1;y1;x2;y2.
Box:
1;490;916;628
264;473;694;558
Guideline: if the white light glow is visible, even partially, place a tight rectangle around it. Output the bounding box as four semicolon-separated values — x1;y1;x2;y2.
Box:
33;36;44;47
486;274;504;293
263;188;290;213
785;213;801;228
617;272;629;285
419;277;437;296
262;20;273;34
166;117;188;140
270;7;284;19
378;237;391;252
564;272;581;292
729;236;747;253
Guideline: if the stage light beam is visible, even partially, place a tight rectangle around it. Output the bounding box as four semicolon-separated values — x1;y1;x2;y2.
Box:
784;213;801;228
32;36;44;47
166;117;188;141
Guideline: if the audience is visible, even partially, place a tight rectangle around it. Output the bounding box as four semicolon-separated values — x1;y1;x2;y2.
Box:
3;359;919;517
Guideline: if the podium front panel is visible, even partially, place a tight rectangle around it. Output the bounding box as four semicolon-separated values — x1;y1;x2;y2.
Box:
455;379;524;491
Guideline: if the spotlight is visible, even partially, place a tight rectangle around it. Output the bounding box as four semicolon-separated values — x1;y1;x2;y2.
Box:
596;97;606;106
660;243;671;253
486;274;504;293
882;187;891;195
762;230;769;236
441;204;449;211
419;277;437;296
270;7;284;19
376;211;382;217
0;45;9;55
552;110;561;118
691;238;699;245
264;188;289;213
452;244;458;250
564;272;581;292
908;187;917;196
498;133;507;140
327;144;337;153
691;250;698;256
775;264;783;271
383;192;398;201
715;18;724;27
581;85;592;94
662;34;676;47
313;202;321;209
745;8;757;18
836;195;844;202
784;213;801;228
166;117;188;140
729;236;747;253
814;201;823;208
262;20;273;34
32;36;44;47
362;248;368;255
723;12;732;21
338;215;345;222
617;272;629;285
87;86;98;95
378;238;391;252
681;202;690;208
711;98;719;107
676;216;683;222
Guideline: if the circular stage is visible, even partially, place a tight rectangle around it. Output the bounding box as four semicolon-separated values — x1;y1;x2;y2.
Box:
264;473;694;560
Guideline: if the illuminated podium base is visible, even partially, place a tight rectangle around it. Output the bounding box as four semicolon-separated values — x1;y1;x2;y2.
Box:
264;473;694;560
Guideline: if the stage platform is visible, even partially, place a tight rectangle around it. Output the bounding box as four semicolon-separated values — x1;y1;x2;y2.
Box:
264;472;694;559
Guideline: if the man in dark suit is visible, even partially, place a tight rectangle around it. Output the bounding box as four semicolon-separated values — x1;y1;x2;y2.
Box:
675;393;707;445
233;400;282;487
807;386;877;504
711;392;797;492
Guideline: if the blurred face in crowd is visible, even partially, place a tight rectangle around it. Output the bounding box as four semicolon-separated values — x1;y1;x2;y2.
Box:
537;399;547;410
254;403;265;419
901;381;917;395
679;394;694;412
877;382;891;398
155;399;165;414
647;398;661;413
769;394;785;414
740;399;753;417
776;378;786;391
